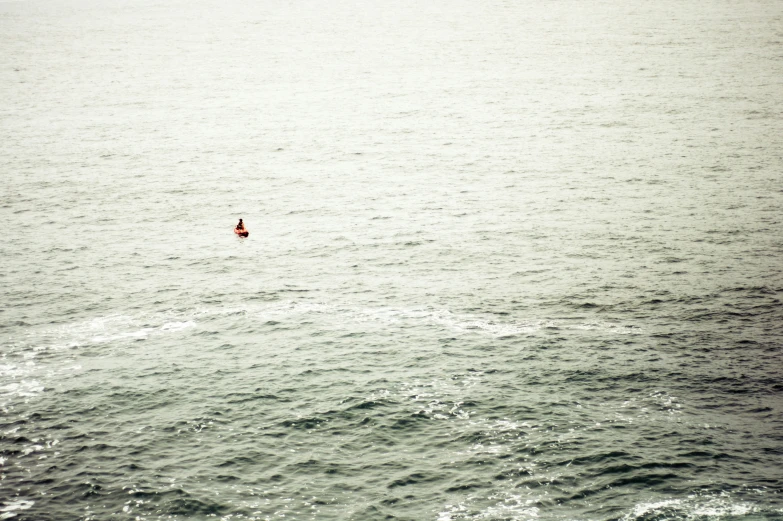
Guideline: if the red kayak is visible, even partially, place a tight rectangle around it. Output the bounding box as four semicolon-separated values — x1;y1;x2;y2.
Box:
234;228;249;237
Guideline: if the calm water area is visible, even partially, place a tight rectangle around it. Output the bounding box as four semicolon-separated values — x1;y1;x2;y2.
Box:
2;0;783;519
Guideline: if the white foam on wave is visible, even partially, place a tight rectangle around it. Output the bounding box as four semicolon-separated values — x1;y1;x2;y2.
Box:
437;491;760;521
90;320;196;343
248;301;643;339
622;492;758;520
0;500;34;520
429;310;542;337
362;373;483;423
603;390;685;428
41;300;641;347
2;312;198;408
160;320;196;331
90;327;155;343
0;356;47;411
335;305;544;337
416;308;643;338
424;383;705;521
15;313;198;352
438;494;540;521
0;380;44;399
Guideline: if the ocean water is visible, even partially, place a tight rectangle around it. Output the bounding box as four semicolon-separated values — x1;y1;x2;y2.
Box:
2;0;783;519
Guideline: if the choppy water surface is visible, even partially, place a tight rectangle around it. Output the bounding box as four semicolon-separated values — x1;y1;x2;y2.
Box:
2;0;783;519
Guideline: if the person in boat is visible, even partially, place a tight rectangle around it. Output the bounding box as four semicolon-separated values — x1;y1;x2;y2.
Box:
234;218;249;236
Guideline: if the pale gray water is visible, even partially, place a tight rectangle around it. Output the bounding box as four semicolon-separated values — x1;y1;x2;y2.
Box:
1;0;783;520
